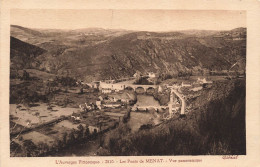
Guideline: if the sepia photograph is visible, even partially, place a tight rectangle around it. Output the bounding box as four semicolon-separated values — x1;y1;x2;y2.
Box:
9;9;247;157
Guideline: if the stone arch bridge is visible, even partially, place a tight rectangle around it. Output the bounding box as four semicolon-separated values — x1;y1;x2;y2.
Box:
124;84;158;91
99;81;158;93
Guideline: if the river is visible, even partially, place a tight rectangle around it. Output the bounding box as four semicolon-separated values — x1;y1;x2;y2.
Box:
134;95;160;107
128;95;162;132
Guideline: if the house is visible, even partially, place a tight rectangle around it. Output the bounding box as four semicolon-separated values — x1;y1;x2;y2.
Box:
99;82;125;93
103;102;121;108
148;72;156;78
133;72;139;78
88;81;100;89
98;96;104;101
197;77;213;84
96;100;102;109
88;126;100;133
121;99;129;103
71;112;81;121
133;71;141;78
76;81;83;86
71;115;81;121
84;103;93;110
110;96;118;102
181;82;192;87
113;84;125;91
79;104;87;111
101;88;112;94
158;86;163;92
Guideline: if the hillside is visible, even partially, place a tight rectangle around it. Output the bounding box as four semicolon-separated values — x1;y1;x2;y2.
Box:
10;36;46;70
101;79;246;155
10;25;246;81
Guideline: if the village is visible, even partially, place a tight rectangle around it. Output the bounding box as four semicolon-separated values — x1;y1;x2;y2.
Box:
79;71;214;115
10;69;215;157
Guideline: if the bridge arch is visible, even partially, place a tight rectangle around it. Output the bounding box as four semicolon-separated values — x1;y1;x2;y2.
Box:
125;86;134;91
146;87;156;94
135;87;145;94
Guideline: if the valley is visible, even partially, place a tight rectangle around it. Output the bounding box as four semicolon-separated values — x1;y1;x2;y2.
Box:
9;25;246;156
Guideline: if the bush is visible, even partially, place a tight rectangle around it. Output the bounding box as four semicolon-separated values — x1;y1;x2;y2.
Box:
153;91;170;105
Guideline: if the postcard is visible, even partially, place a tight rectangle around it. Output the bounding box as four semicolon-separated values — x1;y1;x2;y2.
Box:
1;0;260;167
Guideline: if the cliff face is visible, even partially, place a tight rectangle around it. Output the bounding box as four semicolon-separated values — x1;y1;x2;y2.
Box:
10;26;246;81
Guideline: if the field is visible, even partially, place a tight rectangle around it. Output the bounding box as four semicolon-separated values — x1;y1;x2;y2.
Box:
13;131;56;147
10;103;78;128
10;108;121;157
9;69;129;157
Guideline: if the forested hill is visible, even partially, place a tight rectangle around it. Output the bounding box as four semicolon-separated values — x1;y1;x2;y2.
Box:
11;25;246;81
10;36;46;70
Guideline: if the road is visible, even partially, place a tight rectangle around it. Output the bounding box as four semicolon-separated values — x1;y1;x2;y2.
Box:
168;89;174;117
172;89;186;115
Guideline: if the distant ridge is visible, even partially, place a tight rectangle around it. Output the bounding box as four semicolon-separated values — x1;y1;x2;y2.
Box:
10;25;246;81
11;24;246;33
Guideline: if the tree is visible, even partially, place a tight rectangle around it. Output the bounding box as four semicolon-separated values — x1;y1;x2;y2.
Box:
57;140;63;151
85;127;90;139
68;129;76;144
51;139;61;152
22;70;30;80
77;124;84;140
23;140;38;157
93;129;98;138
178;71;183;78
42;143;49;154
62;132;68;145
79;87;84;94
37;142;50;155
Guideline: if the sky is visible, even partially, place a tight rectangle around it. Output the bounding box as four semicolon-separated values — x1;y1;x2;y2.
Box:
11;9;246;31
